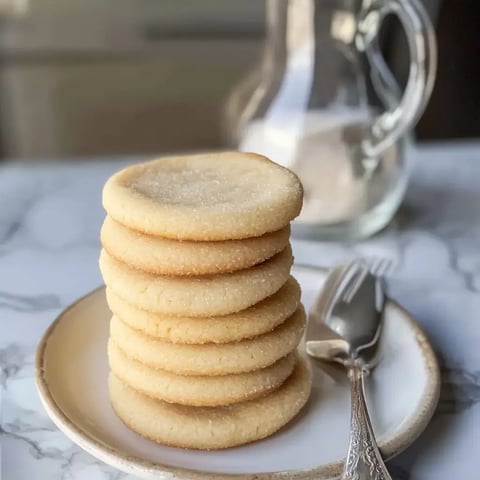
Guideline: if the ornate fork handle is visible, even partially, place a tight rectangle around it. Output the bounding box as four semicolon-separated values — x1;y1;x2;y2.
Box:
342;367;392;480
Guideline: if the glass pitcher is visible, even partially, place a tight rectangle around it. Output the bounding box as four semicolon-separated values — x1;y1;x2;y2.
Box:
225;0;436;240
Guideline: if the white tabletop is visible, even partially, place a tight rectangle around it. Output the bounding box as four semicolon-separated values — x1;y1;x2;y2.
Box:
1;143;479;479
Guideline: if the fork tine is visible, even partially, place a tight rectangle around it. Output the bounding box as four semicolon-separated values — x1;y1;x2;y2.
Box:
337;256;393;305
369;257;382;276
372;258;392;277
342;262;369;304
339;261;362;303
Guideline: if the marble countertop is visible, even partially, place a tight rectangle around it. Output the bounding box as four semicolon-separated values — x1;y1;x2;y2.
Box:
1;143;479;479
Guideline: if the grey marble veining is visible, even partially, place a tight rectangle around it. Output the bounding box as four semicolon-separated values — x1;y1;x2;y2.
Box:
1;145;479;479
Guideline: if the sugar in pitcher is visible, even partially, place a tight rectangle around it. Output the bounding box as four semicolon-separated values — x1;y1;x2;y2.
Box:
225;0;436;239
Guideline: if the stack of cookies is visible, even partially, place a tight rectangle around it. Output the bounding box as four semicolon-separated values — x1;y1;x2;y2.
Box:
99;152;312;450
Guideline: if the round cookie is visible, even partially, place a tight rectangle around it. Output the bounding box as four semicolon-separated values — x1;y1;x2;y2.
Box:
109;306;306;376
108;340;296;406
109;357;312;450
99;247;293;317
101;216;290;275
102;152;303;241
105;276;300;344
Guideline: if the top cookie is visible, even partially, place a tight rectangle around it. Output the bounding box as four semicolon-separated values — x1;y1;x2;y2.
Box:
102;152;303;241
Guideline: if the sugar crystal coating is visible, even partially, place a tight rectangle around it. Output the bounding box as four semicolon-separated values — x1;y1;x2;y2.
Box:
102;151;303;240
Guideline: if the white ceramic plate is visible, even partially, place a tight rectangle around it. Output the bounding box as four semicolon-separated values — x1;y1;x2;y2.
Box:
35;266;440;480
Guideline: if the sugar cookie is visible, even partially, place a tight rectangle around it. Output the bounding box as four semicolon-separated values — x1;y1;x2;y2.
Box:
108;340;296;406
101;216;290;275
109;306;305;376
109;357;311;449
105;276;300;344
102;152;303;241
99;247;293;317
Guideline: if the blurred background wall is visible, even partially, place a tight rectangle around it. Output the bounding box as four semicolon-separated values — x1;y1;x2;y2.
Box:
0;0;477;160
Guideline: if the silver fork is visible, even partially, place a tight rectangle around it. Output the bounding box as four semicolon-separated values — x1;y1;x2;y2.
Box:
306;259;393;480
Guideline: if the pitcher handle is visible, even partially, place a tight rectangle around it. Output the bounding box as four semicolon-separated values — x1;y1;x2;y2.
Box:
357;0;437;158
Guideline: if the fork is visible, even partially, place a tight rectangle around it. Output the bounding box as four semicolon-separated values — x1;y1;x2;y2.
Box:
306;260;393;480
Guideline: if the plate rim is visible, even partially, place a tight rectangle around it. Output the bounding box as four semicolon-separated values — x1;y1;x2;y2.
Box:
35;285;440;480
